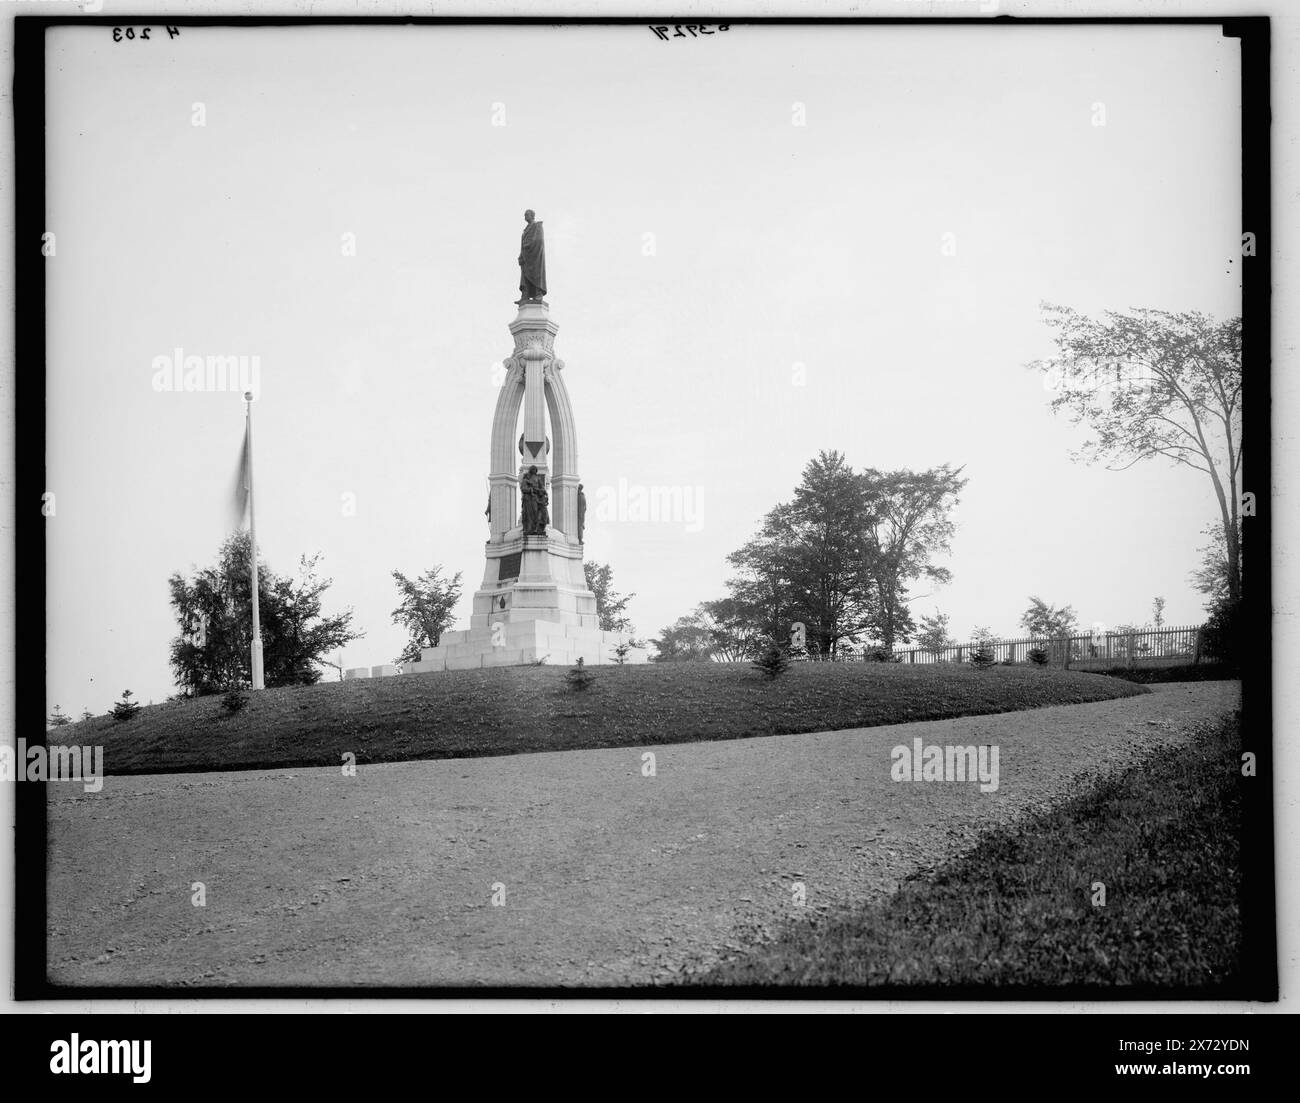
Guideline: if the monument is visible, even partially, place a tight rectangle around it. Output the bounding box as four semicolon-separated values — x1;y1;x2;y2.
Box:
404;211;648;671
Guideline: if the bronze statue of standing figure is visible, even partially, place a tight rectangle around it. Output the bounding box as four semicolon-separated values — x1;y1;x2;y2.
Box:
520;465;549;535
516;209;547;304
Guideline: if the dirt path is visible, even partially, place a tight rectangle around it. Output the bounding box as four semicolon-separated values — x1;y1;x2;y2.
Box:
46;682;1238;988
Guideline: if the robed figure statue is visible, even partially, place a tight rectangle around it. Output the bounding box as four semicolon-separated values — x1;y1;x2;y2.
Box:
517;209;547;304
520;465;549;535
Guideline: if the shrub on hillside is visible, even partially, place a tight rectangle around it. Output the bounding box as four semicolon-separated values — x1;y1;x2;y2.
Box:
221;683;251;714
751;638;790;680
864;645;897;663
111;690;142;722
1199;600;1241;665
565;657;595;691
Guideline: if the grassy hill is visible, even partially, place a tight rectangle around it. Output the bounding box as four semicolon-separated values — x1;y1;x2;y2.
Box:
54;662;1148;776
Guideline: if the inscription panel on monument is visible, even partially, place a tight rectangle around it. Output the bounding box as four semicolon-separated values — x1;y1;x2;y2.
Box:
497;551;523;582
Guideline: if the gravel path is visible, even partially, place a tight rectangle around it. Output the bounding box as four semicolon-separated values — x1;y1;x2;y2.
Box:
46;681;1239;988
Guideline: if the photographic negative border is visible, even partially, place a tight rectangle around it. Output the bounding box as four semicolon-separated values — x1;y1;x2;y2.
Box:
12;12;1275;1001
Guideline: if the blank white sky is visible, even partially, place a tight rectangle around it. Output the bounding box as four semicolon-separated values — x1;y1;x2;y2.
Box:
44;23;1241;713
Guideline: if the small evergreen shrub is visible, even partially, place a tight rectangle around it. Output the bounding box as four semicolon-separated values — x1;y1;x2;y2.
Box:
1027;647;1049;666
111;690;142;722
566;656;595;691
221;683;251;714
751;638;790;680
971;642;997;668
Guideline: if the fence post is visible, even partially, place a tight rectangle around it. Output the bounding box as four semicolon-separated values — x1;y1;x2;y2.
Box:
1193;627;1202;665
1063;635;1070;670
1127;631;1136;668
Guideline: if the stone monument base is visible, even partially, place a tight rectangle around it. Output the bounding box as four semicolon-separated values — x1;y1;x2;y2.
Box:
404;618;649;672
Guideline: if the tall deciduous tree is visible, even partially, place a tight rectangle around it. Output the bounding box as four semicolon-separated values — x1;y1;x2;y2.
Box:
390;567;463;665
860;465;967;651
1031;304;1242;603
168;532;362;696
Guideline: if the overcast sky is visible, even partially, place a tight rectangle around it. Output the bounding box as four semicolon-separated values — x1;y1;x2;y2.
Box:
44;22;1241;713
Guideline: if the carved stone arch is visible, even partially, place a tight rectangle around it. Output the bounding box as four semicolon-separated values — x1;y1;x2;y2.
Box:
487;363;525;538
545;367;580;539
545;370;578;478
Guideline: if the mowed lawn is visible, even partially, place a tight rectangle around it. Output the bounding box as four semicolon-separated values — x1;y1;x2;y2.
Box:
54;662;1147;776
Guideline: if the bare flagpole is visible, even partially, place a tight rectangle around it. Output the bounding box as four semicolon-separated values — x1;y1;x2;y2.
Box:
245;390;265;690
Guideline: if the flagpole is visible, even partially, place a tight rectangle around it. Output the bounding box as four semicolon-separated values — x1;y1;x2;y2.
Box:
245;391;265;690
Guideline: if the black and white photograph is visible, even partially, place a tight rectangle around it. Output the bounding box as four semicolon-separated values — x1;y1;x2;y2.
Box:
7;3;1291;1046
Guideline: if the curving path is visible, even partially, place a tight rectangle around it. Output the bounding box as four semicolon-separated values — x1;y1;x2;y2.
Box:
46;681;1239;987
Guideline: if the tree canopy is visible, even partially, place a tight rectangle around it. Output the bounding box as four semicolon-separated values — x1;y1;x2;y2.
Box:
1019;596;1078;638
1031;304;1242;604
718;451;965;657
584;561;639;639
390;567;463;665
168;531;361;696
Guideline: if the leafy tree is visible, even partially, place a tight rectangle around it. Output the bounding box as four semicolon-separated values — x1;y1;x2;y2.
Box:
48;705;71;728
698;597;763;661
726;452;872;659
1189;521;1239;609
651;613;715;662
1031;304;1242;604
584;561;638;638
111;690;141;722
611;640;632;665
1019;597;1077;639
723;505;800;646
1199;599;1241;665
651;601;765;663
721;454;965;659
1189;523;1242;664
916;611;954;654
1151;596;1166;630
168;531;362;697
391;566;463;665
860;465;967;651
